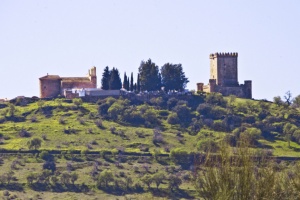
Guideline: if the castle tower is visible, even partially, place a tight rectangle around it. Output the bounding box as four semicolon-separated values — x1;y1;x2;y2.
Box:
210;52;238;86
39;75;61;98
88;66;97;88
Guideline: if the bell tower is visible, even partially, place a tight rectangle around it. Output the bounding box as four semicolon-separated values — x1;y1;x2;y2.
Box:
89;66;97;88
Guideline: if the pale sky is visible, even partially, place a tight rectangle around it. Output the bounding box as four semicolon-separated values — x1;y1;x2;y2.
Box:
1;0;300;100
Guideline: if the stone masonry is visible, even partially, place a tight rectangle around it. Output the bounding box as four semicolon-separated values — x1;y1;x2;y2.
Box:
39;67;97;98
197;53;252;98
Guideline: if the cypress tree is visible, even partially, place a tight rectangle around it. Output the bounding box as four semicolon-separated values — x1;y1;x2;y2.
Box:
130;72;134;91
137;73;141;92
101;66;110;90
127;77;130;91
123;72;127;89
109;68;122;90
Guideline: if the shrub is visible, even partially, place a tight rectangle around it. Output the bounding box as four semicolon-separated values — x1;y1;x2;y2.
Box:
94;119;103;128
30;115;37;122
205;92;227;107
167;113;179;125
97;169;114;188
173;104;191;124
41;134;47;140
152;128;164;144
197;139;219;152
40;151;53;161
168;175;182;191
196;103;212;116
170;148;190;167
78;117;86;125
43;161;56;172
19;128;31;137
59;117;66;124
27;138;42;150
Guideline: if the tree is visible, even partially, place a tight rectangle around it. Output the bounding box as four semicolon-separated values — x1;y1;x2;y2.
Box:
26;173;37;185
127;77;130;91
97;169;114;188
27;138;42;150
70;172;78;185
168;175;182;191
141;174;153;189
292;95;300;108
161;63;189;91
101;66;110;90
283;123;297;148
137;73;141;92
284;91;292;106
60;172;71;185
123;72;128;89
152;172;165;189
138;59;161;91
130;72;134;91
273;96;282;105
8;103;15;117
109;67;122;90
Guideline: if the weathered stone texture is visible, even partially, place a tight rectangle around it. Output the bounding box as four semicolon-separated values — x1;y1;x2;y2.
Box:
39;67;97;98
199;53;252;99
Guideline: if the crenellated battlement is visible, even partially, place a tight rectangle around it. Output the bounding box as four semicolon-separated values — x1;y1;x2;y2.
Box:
210;52;238;58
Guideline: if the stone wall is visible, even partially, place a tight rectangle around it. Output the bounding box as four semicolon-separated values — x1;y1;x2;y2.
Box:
39;78;61;98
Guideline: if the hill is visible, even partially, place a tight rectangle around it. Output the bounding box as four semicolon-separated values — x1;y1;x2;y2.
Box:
0;93;299;199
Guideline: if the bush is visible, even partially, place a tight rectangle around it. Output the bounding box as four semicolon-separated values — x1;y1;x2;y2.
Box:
97;169;114;188
19;128;31;137
196;103;212;116
94;119;103;128
27;138;42;150
43;161;56;172
197;139;219;152
170;148;190;167
40;151;53;161
152;129;164;144
167;113;179;124
172;104;191;125
167;97;178;110
205;92;227;107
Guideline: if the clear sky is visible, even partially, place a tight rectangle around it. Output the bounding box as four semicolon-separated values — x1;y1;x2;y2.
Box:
1;0;299;100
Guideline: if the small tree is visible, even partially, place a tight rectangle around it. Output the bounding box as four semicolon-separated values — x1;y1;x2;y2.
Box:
70;172;78;185
168;175;182;191
152;172;165;189
97;169;114;188
8;103;15;117
26;173;37;185
27;138;42;150
60;172;71;185
141;174;153;189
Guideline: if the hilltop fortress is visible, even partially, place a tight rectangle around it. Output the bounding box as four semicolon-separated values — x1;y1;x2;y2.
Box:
39;53;252;99
197;53;252;99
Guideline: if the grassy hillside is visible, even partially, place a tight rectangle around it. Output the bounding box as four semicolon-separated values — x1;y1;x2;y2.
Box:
0;93;300;199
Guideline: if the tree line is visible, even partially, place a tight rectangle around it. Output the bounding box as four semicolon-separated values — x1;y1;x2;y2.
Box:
100;59;189;92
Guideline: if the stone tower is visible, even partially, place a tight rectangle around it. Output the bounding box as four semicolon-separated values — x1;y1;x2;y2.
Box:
210;52;238;86
89;66;97;88
197;52;252;99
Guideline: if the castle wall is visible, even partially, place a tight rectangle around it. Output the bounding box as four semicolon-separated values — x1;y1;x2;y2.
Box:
199;53;252;99
39;78;61;98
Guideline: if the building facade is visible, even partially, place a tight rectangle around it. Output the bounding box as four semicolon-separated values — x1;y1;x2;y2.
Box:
197;53;252;98
39;67;97;98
